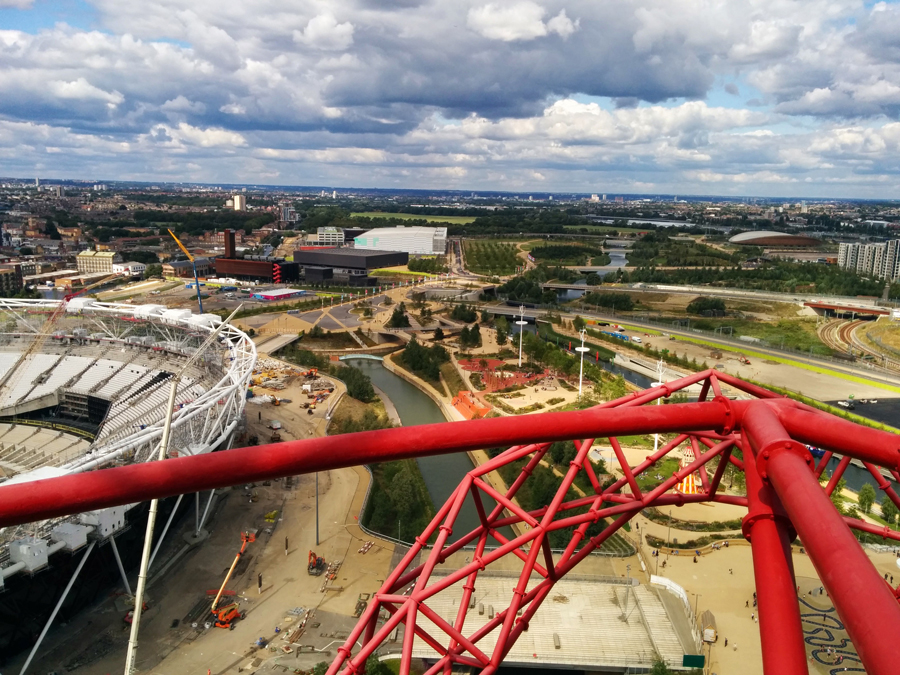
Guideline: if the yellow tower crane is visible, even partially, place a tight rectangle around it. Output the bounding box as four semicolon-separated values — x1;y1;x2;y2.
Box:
167;229;205;313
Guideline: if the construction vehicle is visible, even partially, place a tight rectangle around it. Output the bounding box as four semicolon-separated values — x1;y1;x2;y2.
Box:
739;356;751;365
304;368;318;378
270;430;282;442
168;229;205;313
213;601;245;630
308;550;326;575
272;396;281;406
209;531;255;629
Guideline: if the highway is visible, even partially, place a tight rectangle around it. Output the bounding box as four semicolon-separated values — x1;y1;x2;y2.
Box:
539;281;892;308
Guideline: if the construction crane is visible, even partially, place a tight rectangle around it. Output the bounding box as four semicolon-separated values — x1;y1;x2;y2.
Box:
209;531;255;629
167;229;204;313
0;272;121;404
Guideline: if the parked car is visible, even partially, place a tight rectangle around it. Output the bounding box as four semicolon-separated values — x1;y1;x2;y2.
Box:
836;400;856;410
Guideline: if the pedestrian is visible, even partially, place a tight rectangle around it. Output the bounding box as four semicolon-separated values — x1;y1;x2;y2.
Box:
745;600;749;608
733;643;737;651
729;568;733;575
751;613;755;621
258;572;263;594
892;575;895;584
285;536;289;556
724;638;728;647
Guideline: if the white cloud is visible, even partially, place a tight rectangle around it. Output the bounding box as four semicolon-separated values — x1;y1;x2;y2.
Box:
0;0;32;7
293;14;354;51
467;2;549;42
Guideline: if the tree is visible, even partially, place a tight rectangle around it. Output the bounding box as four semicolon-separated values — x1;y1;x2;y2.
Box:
481;309;493;324
387;303;411;328
335;365;375;403
573;315;586;331
144;263;163;278
858;483;877;514
433;326;444;340
882;496;899;524
830;476;847;514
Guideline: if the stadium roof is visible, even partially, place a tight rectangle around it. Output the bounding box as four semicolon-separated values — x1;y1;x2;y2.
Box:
728;230;821;246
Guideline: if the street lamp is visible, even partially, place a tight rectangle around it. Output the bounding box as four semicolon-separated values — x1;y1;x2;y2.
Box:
516;305;527;367
652;358;667;453
576;328;590;399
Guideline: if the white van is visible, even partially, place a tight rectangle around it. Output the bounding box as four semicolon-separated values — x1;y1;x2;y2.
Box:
632;336;642;344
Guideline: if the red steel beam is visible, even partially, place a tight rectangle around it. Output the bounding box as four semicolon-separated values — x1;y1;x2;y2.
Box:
743;404;900;675
741;439;808;675
776;406;900;471
0;400;737;528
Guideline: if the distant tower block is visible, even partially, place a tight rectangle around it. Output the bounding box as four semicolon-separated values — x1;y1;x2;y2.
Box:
233;194;246;211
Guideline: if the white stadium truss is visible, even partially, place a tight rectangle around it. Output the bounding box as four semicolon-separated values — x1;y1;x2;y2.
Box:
0;298;256;556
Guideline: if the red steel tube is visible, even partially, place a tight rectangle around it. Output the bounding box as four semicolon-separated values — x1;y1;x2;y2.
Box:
0;401;736;528
776;407;900;471
767;450;900;675
741;442;808;675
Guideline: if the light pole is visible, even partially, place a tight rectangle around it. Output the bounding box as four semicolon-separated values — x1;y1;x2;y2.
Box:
516;305;527;367
576;328;590;399
652;358;666;453
624;564;632;618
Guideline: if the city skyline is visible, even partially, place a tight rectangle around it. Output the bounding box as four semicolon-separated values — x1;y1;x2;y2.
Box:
4;1;900;197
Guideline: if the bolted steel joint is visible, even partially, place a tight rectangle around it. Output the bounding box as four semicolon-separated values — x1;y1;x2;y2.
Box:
756;439;812;483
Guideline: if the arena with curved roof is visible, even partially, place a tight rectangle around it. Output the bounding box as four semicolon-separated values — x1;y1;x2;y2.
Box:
728;230;822;247
0;298;255;655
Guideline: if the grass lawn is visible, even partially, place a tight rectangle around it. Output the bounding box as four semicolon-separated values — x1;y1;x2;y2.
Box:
351;211;475;224
440;362;467;397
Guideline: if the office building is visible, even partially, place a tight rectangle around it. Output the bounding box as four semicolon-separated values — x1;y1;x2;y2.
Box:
354;226;447;255
76;250;122;274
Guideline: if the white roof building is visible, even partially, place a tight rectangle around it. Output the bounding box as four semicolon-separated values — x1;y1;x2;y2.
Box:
354;226;447;256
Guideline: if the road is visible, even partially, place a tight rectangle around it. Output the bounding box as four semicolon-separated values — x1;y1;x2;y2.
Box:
479;302;900;389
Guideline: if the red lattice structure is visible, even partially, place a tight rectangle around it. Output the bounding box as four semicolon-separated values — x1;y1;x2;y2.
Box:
2;370;900;675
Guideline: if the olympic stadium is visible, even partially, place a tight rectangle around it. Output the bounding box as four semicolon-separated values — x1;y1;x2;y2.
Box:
0;298;255;657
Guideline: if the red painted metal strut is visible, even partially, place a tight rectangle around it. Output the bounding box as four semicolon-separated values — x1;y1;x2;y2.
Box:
2;371;900;675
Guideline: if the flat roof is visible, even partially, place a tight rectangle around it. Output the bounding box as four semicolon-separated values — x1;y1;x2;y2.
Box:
253;288;306;298
297;247;400;258
410;575;691;669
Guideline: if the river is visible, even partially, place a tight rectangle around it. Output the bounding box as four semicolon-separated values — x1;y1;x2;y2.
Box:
342;357;501;543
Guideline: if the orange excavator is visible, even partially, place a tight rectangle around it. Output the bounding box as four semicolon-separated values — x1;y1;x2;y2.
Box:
210;531;255;629
308;550;326;576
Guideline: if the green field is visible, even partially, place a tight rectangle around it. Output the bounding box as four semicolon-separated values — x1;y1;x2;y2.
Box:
464;240;521;275
351;212;476;224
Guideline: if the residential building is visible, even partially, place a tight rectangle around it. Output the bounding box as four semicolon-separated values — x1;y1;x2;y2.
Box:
0;264;24;295
233;195;246;211
353;226;447;255
76;250;122;274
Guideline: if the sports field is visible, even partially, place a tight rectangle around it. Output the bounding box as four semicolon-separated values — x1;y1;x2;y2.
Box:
351;211;476;224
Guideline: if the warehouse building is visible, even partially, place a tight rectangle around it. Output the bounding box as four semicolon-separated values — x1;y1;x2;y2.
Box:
293;248;408;286
354;226;447;255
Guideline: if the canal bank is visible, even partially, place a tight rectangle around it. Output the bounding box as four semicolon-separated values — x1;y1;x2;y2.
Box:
343;356;521;544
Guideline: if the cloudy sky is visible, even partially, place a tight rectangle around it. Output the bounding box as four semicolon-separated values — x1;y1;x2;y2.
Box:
4;0;900;197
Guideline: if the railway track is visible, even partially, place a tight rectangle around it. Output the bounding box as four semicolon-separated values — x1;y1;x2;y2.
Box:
819;319;900;371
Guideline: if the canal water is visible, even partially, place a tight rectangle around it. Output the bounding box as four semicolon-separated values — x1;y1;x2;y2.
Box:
343;357;501;543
